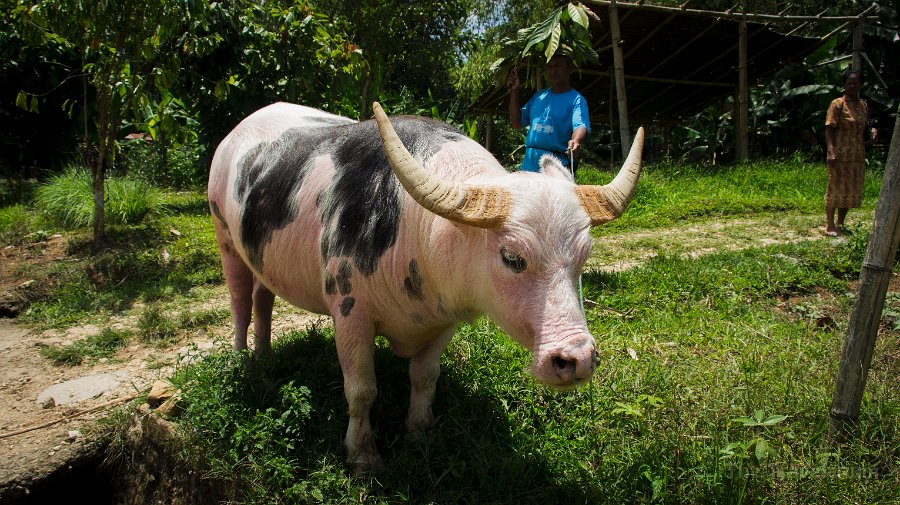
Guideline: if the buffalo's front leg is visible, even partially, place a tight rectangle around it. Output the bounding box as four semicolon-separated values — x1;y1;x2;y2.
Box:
406;327;454;436
334;314;381;474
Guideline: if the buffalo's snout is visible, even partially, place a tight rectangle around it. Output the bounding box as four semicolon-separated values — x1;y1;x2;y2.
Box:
540;338;596;388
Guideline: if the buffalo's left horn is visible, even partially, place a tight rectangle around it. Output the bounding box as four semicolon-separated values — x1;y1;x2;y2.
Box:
575;127;644;226
372;102;510;228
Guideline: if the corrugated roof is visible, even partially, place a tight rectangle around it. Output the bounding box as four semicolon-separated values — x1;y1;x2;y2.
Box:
470;2;826;123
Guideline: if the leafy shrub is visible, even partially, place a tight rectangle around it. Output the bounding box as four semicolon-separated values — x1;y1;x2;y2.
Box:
35;166;168;229
119;140;205;190
0;178;38;206
0;204;36;245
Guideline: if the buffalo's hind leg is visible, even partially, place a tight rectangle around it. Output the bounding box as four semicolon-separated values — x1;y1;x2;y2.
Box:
214;220;275;357
214;222;253;351
252;280;275;356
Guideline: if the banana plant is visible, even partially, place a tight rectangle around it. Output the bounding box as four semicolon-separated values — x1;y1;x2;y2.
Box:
489;2;599;91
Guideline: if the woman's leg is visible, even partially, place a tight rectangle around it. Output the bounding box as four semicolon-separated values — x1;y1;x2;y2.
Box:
825;205;839;235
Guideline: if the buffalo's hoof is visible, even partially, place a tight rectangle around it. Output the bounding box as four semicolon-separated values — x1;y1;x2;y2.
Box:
349;452;384;476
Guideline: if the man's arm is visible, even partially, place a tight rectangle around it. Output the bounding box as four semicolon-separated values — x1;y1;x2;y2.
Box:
568;126;587;158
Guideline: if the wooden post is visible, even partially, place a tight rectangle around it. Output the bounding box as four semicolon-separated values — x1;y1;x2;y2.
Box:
485;112;494;153
851;21;863;72
735;16;749;163
830;105;900;438
609;0;631;158
609;73;616;166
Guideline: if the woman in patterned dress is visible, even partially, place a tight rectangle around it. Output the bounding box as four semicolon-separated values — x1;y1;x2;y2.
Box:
824;70;878;236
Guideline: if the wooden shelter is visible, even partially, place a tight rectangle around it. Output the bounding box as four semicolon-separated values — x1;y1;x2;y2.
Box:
470;0;877;162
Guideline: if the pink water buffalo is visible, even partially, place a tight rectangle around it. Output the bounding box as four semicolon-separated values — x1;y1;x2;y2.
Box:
208;101;644;473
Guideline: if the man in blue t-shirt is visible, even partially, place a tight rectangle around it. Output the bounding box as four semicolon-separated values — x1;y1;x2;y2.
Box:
508;53;590;174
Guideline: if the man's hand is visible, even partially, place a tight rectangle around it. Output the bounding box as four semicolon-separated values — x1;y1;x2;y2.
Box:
507;71;520;93
566;139;580;155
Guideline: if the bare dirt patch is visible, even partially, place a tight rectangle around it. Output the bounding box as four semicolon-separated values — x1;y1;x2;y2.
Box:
0;234;327;498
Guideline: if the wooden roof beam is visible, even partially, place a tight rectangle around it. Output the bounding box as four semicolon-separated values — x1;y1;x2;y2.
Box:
579;68;732;87
582;0;878;22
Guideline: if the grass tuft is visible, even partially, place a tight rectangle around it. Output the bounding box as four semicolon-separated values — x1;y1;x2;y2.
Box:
34;165;169;229
40;327;131;366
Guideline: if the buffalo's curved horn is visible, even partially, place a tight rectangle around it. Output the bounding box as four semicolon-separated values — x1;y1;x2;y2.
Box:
372;102;510;228
575;127;644;226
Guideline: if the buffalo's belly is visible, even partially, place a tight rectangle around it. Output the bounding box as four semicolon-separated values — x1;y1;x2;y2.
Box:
258;217;330;316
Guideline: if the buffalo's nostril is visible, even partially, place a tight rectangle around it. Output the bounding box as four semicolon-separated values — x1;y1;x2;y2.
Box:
552;356;576;373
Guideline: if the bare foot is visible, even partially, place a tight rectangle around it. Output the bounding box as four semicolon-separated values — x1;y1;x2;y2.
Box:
824;228;839;237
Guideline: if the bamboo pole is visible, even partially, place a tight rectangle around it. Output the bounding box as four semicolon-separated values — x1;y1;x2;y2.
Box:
851;21;863;71
609;0;631;157
735;16;749;163
829;105;900;438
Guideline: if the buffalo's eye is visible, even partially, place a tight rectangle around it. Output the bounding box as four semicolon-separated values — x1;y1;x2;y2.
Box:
500;247;527;273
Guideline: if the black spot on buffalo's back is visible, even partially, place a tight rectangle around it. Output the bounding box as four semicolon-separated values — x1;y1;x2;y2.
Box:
238;128;332;270
337;260;352;295
235;142;267;201
340;297;356;317
403;259;424;300
319;117;465;277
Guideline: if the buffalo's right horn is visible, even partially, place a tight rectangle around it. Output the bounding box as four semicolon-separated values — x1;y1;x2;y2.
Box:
575;127;644;226
372;102;510;228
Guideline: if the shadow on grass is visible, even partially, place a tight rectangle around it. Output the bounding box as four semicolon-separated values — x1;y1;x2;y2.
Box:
213;326;599;504
164;197;211;217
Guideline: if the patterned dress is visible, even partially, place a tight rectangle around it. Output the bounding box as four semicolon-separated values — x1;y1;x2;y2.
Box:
825;96;869;208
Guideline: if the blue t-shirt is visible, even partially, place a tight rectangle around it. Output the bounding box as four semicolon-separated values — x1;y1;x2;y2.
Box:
520;88;590;172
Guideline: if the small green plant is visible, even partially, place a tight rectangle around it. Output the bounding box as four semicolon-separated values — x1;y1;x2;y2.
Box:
138;304;178;342
40;327;130;365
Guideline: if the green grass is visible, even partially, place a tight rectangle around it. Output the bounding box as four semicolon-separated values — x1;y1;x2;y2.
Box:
40;327;131;365
18;190;220;328
34;165;169;229
577;160;882;232
165;229;898;503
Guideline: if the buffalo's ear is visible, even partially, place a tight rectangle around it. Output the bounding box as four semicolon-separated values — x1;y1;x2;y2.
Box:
538;154;574;181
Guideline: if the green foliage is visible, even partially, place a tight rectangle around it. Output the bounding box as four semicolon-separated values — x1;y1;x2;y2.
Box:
588;159;884;234
0;204;36;245
20;0;205;239
173;345;328;503
489;2;599;90
119;139;204;190
33;168;93;229
34;167;168;229
40;327;131;366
